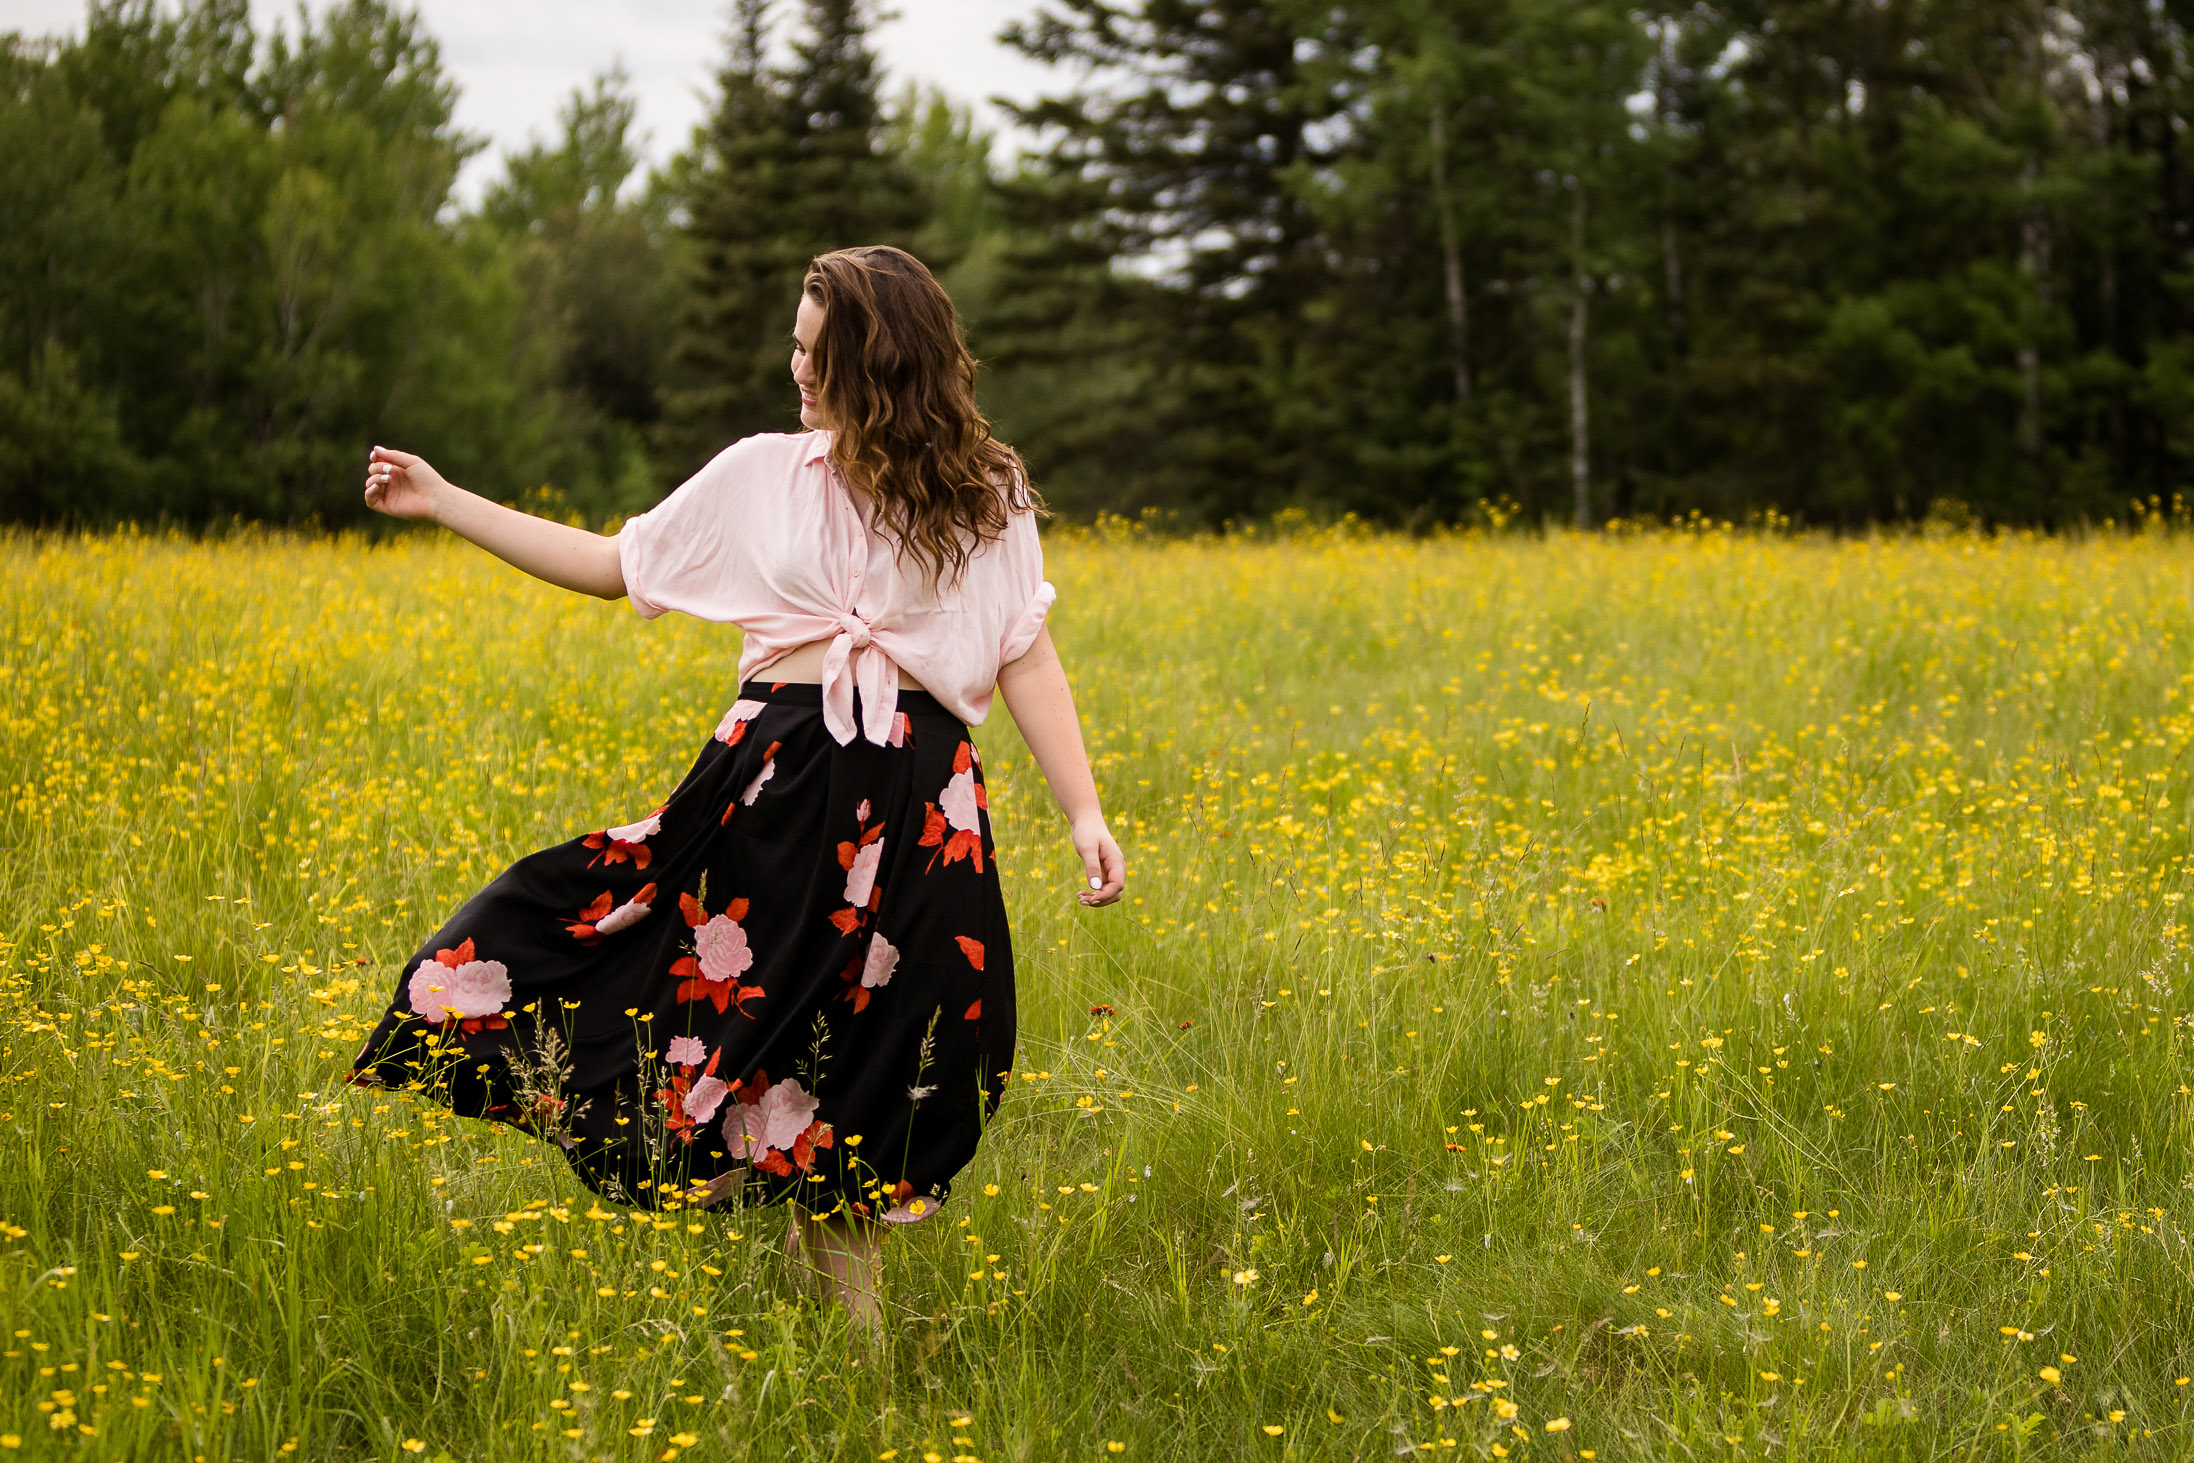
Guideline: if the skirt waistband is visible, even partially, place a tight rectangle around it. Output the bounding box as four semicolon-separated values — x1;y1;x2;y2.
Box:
736;679;955;719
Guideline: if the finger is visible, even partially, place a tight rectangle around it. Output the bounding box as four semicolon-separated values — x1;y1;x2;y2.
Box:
371;446;423;467
1097;841;1126;903
1081;839;1125;905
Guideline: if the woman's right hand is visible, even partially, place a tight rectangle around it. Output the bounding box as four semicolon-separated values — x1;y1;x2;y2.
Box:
363;445;450;522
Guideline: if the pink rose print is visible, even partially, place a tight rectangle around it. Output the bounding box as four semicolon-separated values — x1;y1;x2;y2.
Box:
695;913;755;983
606;808;663;844
715;699;767;745
830;821;888;934
723;1070;834;1176
843;837;885;908
919;742;988;871
665;1035;706;1067
593;889;655;935
584;805;663;870
723;740;783;826
406;938;512;1034
683;1073;730;1124
672;894;764;1017
862;932;899;989
940;768;979;834
839;931;898;1012
658;1046;722;1140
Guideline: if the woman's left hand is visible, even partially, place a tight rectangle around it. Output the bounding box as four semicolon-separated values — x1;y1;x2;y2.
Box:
1072;815;1126;906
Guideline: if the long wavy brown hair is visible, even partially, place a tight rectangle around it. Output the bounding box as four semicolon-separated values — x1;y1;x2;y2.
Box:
803;246;1038;585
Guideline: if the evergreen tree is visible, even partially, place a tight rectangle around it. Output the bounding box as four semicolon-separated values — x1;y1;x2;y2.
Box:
996;0;1361;520
659;0;921;480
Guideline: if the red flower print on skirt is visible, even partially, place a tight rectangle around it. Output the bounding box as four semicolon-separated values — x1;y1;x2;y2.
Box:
724;1069;835;1176
723;740;781;825
715;699;766;746
565;882;656;944
405;937;512;1035
829;803;887;934
838;931;899;1012
584;806;662;869
670;891;764;1016
350;679;1012;1221
658;1045;726;1140
919;741;987;872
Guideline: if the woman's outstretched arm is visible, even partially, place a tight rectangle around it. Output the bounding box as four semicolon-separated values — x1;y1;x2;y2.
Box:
364;445;626;600
995;625;1126;907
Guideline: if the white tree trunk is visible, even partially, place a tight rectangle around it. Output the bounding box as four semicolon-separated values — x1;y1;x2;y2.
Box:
2017;158;2048;460
1429;102;1470;403
1569;181;1590;530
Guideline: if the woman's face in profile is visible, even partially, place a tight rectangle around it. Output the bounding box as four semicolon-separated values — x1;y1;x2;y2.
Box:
792;294;828;430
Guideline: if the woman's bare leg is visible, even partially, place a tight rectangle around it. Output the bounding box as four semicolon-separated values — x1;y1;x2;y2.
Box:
795;1207;883;1339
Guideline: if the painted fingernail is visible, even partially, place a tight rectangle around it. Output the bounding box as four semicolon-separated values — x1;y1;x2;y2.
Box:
1089;877;1103;889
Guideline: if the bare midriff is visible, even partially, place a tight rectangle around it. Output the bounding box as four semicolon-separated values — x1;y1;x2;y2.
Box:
756;637;929;693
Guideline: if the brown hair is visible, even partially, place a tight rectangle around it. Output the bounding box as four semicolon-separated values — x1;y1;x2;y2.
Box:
802;245;1038;585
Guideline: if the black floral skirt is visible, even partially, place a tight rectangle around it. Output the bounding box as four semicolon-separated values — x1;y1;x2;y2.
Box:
349;681;1016;1222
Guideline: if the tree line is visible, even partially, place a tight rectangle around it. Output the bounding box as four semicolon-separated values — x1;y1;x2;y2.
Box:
6;0;2194;530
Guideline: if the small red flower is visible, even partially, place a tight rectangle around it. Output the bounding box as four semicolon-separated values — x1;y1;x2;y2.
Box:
837;953;871;1013
919;747;989;872
583;832;649;870
955;936;985;971
658;1048;723;1139
566;890;615;944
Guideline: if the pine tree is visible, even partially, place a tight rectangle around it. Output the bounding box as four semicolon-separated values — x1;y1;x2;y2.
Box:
996;0;1359;521
659;0;920;481
784;0;921;249
657;0;799;477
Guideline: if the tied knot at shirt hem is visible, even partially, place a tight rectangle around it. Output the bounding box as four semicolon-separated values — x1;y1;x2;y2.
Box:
819;618;899;747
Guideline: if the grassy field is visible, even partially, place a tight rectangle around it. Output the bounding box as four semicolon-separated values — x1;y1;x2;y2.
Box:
2;520;2193;1460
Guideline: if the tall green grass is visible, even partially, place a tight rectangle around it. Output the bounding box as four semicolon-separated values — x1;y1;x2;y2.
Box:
0;522;2191;1459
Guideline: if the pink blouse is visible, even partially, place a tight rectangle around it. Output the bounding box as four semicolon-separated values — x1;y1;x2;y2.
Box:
616;430;1055;747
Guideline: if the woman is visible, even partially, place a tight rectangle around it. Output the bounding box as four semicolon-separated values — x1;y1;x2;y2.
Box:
350;245;1125;1335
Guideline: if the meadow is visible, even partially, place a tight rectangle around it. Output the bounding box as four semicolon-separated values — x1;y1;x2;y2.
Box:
1;519;2192;1461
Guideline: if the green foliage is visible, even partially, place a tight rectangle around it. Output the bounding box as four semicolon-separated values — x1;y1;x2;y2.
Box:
657;0;922;481
0;0;667;527
12;0;2194;525
475;70;676;523
980;0;2194;527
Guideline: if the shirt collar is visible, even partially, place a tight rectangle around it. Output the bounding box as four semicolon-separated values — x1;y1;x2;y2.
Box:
802;430;833;465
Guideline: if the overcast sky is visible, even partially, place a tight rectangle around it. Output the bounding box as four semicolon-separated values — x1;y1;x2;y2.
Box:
11;0;1067;198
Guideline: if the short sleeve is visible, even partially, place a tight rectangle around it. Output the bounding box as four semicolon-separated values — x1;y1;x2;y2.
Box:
616;440;753;620
995;510;1054;665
